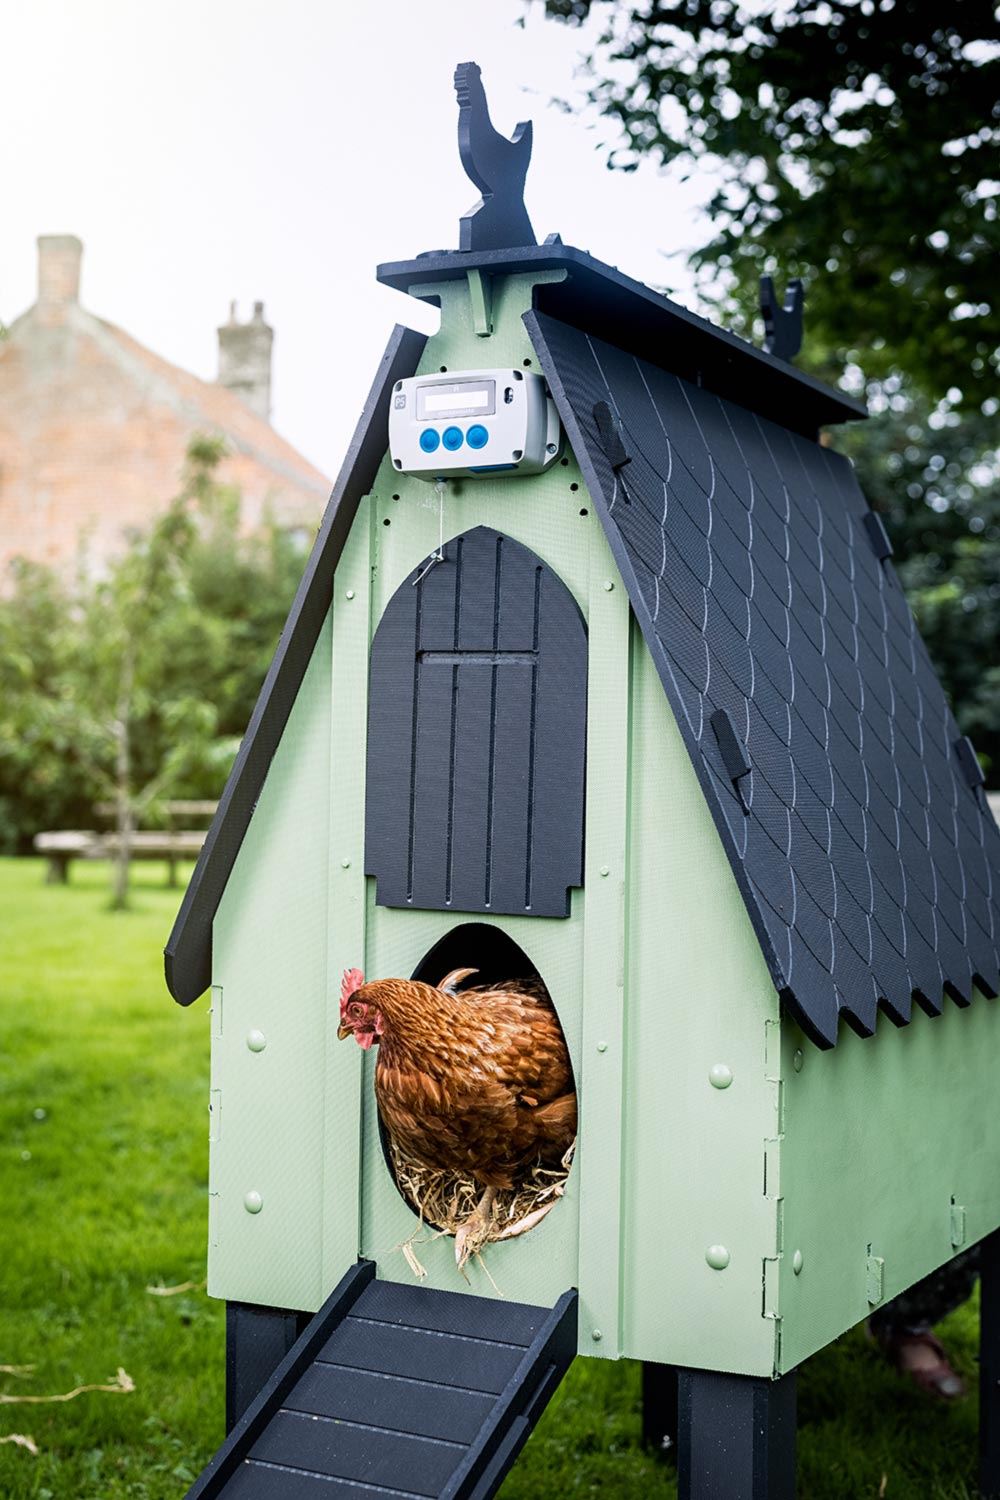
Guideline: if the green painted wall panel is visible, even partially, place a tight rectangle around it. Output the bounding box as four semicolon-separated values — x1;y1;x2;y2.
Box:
321;519;373;1290
776;995;1000;1373
620;622;782;1377
210;618;334;1310
575;555;631;1357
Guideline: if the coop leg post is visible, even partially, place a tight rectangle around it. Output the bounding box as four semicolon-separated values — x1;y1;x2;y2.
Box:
980;1228;1000;1499
642;1361;679;1458
677;1367;796;1500
225;1302;308;1433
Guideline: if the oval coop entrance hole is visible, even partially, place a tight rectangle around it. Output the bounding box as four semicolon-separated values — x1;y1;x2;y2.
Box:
411;922;540;990
377;924;577;1264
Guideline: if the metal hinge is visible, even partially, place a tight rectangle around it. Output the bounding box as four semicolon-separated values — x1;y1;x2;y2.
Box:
866;1246;885;1306
210;984;223;1039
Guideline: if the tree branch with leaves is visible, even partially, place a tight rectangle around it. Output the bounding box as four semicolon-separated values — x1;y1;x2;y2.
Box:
539;0;999;403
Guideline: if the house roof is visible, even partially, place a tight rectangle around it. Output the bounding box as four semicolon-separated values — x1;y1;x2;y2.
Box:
527;309;1000;1047
0;297;330;575
166;250;1000;1048
90;313;330;496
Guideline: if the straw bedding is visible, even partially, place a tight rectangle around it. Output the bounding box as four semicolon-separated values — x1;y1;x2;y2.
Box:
389;1138;576;1274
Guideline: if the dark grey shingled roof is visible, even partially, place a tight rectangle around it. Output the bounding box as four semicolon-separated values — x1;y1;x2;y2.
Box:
527;310;1000;1048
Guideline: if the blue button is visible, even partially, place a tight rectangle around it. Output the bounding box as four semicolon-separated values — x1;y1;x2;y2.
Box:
419;428;440;453
466;424;489;449
442;426;464;451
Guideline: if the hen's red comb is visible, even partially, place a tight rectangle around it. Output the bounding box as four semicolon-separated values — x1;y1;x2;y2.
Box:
340;968;365;1018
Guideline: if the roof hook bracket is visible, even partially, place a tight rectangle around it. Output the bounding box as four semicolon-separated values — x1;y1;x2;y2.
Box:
592;401;631;472
863;510;895;565
760;275;804;363
711;709;753;814
954;735;986;795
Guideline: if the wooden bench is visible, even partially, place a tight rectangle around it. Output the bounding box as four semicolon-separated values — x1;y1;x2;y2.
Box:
34;830;102;884
34;802;216;885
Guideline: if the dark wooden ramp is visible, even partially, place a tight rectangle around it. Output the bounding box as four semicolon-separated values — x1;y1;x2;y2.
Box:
187;1261;577;1500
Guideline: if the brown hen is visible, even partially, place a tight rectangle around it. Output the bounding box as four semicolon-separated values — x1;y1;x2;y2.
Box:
337;966;576;1262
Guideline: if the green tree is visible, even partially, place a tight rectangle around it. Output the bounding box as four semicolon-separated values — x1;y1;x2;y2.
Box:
0;559;95;853
840;385;1000;778
0;438;306;901
539;0;1000;403
539;0;1000;781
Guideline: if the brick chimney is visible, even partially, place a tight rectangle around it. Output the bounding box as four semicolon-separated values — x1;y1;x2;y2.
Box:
37;234;83;313
217;300;273;422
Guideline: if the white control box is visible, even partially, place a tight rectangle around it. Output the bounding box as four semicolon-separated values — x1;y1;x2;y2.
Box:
388;368;561;481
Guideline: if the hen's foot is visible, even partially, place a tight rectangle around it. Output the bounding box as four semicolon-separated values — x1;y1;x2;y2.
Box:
454;1186;498;1269
869;1324;967;1400
496;1198;558;1242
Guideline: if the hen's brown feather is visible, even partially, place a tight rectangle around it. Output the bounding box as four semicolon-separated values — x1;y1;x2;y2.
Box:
356;976;576;1191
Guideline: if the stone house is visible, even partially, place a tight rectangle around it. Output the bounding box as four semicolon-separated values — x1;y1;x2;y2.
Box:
0;235;330;576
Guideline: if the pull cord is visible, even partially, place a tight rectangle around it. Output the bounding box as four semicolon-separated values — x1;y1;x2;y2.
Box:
411;477;447;586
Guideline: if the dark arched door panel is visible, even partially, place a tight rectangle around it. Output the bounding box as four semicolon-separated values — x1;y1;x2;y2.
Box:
365;526;587;917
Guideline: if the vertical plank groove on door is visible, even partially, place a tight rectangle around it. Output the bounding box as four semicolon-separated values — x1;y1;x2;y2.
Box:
484;536;504;908
524;566;544;910
405;579;424;903
444;540;465;906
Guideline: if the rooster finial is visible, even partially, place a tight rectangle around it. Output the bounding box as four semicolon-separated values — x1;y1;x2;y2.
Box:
454;61;536;252
760;275;805;363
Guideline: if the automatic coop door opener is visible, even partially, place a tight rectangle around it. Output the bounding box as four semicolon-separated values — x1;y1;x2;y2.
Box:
388;368;561;480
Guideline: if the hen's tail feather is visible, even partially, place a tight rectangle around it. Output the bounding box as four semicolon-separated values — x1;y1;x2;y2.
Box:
460;977;551;1005
438;967;479;993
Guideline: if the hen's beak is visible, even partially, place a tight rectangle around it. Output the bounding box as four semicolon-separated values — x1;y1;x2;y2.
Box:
337;1022;351;1041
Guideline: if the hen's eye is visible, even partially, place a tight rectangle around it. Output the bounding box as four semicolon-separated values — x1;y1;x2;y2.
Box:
348;1002;364;1020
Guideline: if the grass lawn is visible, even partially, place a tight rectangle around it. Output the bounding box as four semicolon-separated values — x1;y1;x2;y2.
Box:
0;855;985;1497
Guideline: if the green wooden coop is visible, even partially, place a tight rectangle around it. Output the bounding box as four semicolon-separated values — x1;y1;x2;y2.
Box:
169;62;1000;1500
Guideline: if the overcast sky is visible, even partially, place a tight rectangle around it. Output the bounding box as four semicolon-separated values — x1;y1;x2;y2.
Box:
1;0;714;480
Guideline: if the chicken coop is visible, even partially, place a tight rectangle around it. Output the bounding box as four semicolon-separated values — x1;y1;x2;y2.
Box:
169;62;1000;1500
